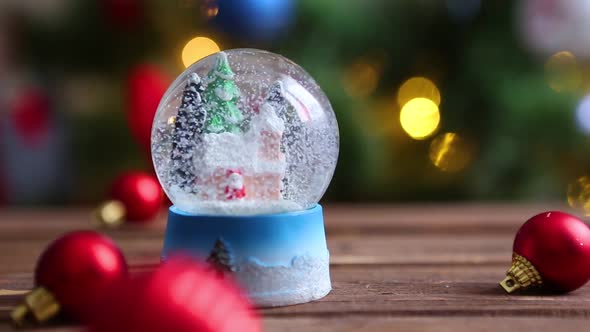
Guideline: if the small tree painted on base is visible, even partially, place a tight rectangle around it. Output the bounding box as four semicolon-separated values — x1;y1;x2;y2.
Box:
203;52;244;133
206;238;235;277
169;73;207;193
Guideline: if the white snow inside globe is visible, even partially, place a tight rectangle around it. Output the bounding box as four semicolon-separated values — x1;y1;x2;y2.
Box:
151;49;339;216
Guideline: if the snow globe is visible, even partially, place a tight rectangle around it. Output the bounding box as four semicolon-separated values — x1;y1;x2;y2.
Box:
151;49;339;307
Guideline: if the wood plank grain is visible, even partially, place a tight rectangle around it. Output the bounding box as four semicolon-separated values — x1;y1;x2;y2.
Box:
0;203;572;240
0;230;513;274
0;325;79;332
0;204;586;332
3;265;590;320
259;265;590;318
323;203;567;234
263;316;590;332
0;316;587;332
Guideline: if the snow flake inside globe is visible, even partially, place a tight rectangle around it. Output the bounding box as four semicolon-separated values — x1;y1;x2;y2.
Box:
152;49;339;216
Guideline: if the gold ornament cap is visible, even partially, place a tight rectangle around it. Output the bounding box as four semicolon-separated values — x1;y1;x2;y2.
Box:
95;200;126;228
11;287;61;327
500;253;543;293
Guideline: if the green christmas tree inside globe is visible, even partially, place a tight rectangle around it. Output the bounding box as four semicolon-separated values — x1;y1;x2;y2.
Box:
203;53;244;134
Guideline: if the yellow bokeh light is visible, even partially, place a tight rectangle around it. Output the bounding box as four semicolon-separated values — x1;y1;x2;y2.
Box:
397;77;441;107
429;132;472;172
399;97;440;140
181;37;220;68
567;176;590;216
342;61;379;98
206;6;219;17
167;116;176;125
202;2;219;18
545;51;581;92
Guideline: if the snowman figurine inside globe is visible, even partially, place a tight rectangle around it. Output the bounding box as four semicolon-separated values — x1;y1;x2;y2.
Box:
151;49;339;307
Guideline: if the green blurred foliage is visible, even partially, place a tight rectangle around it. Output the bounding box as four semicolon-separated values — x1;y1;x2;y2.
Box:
15;0;589;203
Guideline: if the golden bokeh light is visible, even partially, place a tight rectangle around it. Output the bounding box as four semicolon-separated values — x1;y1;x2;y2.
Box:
429;132;472;172
545;51;581;93
206;6;219;18
342;61;379;98
167;116;176;125
567;176;590;216
399;97;440;140
397;77;441;107
202;2;219;18
95;200;125;228
181;37;220;68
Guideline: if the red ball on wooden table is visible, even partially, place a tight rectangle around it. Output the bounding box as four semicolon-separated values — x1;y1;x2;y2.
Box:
11;231;128;325
500;211;590;293
109;171;163;222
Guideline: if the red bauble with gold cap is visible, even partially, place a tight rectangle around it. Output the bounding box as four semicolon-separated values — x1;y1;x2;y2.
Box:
109;171;163;222
500;211;590;293
11;231;128;325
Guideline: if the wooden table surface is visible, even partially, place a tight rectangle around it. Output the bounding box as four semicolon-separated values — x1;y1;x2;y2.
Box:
1;204;589;331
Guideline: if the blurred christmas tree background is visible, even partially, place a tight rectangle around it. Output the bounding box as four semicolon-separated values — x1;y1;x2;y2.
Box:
2;0;590;210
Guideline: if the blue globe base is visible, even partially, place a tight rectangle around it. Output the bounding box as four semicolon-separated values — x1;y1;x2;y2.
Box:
162;204;331;307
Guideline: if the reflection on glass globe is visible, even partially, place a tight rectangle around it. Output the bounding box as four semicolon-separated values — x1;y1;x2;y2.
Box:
152;49;339;216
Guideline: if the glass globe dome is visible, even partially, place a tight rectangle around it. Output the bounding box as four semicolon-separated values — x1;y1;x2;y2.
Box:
151;49;339;216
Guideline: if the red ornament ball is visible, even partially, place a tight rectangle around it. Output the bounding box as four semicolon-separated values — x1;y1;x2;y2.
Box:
513;211;590;292
10;87;51;148
109;171;163;222
89;257;261;332
35;231;128;322
126;64;169;156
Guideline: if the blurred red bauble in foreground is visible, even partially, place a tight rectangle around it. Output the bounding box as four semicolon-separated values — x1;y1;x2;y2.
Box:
11;231;128;325
106;171;163;223
500;211;590;293
89;257;261;332
127;64;169;156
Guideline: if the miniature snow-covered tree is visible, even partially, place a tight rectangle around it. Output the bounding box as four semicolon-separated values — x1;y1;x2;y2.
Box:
264;81;303;200
203;52;243;133
169;73;207;193
206;238;235;276
265;81;302;142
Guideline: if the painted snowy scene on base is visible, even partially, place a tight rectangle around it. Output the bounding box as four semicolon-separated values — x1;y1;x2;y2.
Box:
152;49;339;216
237;253;331;307
203;237;331;307
162;204;333;306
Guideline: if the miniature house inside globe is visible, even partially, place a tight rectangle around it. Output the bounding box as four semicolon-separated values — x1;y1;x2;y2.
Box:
151;49;339;216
